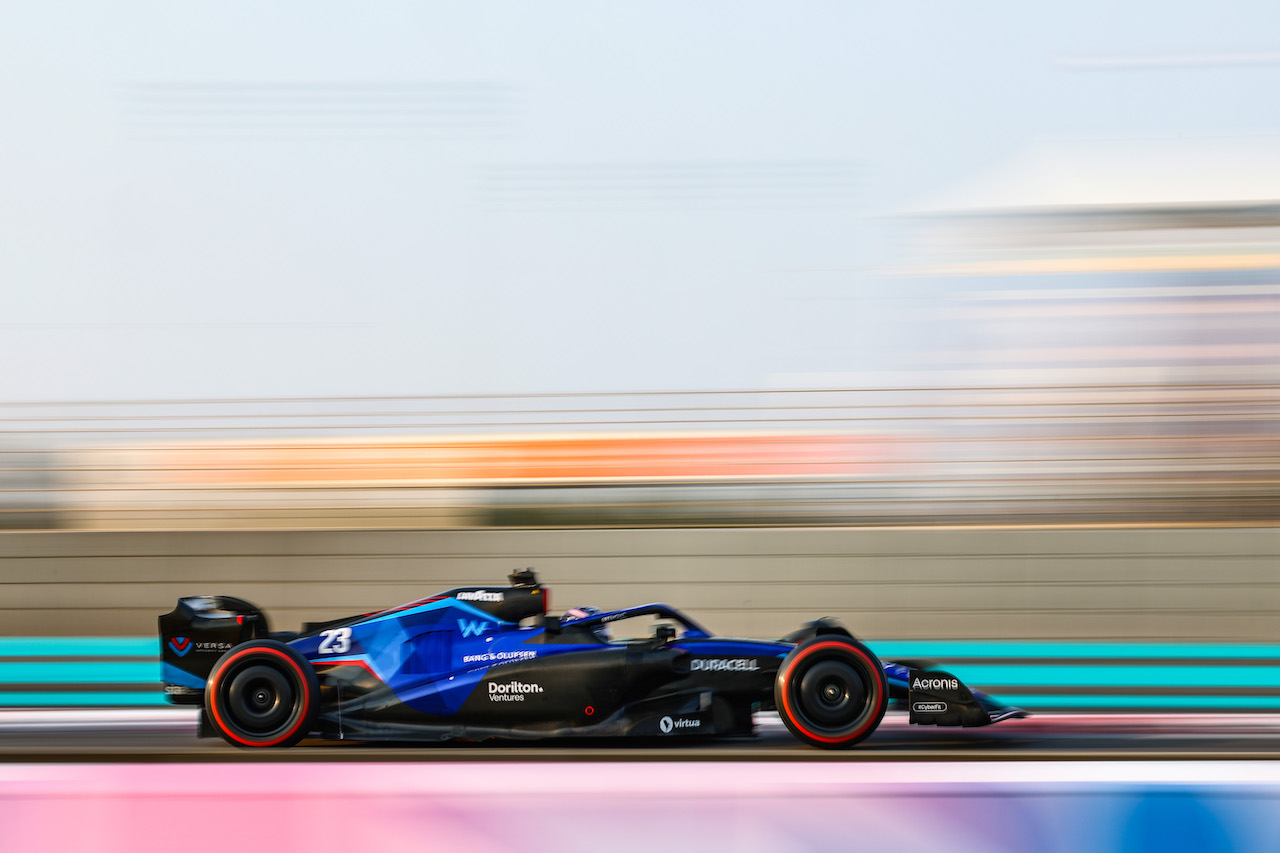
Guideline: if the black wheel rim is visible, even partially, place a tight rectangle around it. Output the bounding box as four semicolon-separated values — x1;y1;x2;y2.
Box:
788;651;875;737
218;659;301;740
797;660;866;726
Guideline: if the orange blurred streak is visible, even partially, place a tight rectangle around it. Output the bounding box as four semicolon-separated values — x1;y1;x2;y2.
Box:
138;434;904;486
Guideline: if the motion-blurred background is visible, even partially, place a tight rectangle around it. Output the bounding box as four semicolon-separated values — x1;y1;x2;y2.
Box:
2;1;1279;713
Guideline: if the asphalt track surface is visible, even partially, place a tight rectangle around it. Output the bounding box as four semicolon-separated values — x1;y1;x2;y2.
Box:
6;709;1280;761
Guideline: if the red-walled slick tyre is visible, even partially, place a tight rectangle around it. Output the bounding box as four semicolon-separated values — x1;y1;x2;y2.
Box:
774;636;888;749
205;640;318;748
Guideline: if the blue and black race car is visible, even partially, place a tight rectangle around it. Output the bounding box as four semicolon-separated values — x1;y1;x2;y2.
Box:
159;569;1026;749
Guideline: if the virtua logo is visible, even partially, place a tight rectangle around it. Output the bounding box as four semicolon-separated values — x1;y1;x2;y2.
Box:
168;637;192;657
659;715;701;733
457;618;490;638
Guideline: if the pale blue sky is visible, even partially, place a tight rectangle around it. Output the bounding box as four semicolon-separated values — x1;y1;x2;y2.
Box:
2;2;1278;400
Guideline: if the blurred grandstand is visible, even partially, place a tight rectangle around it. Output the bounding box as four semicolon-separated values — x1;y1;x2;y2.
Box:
0;376;1275;529
4;144;1279;531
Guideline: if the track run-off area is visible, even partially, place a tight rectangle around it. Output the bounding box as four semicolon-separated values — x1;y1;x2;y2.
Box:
6;711;1280;851
6;708;1280;761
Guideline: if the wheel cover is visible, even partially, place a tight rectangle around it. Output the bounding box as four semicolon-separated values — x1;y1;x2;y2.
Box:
797;660;866;726
212;652;306;744
225;664;294;734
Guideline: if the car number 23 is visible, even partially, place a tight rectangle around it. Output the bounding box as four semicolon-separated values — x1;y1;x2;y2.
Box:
318;627;352;654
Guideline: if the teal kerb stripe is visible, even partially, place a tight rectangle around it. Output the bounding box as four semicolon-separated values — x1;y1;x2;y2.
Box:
0;638;157;657
0;692;167;708
936;664;1280;689
0;662;159;685
1001;694;1280;710
869;641;1280;660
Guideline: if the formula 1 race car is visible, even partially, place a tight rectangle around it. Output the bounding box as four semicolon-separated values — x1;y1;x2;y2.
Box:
159;569;1026;749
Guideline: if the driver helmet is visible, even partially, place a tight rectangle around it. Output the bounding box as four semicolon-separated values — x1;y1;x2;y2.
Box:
564;605;610;641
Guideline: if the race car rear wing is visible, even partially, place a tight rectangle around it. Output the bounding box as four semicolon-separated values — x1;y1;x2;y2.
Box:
157;596;269;704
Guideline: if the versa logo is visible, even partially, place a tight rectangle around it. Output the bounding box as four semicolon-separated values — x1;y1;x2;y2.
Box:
457;619;490;638
168;637;192;657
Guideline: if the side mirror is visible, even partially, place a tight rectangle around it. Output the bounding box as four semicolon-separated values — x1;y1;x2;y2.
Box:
655;624;677;644
542;615;561;634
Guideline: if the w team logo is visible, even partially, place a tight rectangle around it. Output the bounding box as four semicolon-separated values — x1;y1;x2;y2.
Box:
168;636;192;657
457;619;489;638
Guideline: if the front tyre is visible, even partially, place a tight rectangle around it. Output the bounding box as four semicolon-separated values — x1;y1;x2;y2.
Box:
205;640;318;748
774;637;887;749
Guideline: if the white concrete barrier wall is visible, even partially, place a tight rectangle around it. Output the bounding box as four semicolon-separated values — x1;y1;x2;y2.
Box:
2;526;1277;641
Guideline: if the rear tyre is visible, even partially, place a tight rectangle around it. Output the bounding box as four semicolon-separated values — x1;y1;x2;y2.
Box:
774;637;887;749
205;640;318;748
